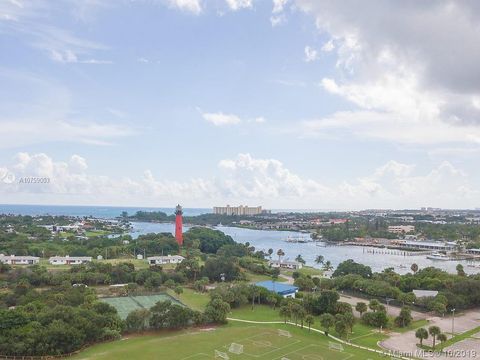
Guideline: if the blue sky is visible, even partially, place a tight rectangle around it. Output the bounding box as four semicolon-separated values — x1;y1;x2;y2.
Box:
1;0;480;209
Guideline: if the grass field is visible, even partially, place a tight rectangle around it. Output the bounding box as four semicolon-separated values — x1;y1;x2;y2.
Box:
101;294;182;319
72;321;387;360
167;288;210;311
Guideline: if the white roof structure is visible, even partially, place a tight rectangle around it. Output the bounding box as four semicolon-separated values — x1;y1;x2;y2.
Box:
413;289;439;298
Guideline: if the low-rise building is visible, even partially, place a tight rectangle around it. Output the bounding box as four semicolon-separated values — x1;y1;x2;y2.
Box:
388;225;415;234
147;255;185;266
269;259;303;270
49;255;92;265
396;240;455;251
413;289;439;298
0;254;39;265
256;281;299;298
213;205;263;216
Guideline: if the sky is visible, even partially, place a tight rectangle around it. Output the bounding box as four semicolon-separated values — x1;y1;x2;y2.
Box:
1;0;480;210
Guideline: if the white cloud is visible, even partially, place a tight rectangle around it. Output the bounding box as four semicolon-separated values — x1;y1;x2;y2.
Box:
304;46;318;62
225;0;252;11
321;39;334;52
200;110;266;126
167;0;202;14
202;112;242;126
294;1;480;148
1;152;478;209
270;0;289;26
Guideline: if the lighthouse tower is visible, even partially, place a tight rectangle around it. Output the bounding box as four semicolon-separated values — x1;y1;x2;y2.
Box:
175;204;183;246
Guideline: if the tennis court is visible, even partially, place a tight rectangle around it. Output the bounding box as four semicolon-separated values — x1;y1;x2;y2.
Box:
102;293;182;319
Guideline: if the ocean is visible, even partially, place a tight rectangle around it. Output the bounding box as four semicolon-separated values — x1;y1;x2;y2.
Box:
0;204;210;218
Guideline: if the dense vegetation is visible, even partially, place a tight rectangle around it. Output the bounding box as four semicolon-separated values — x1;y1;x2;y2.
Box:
329;259;480;312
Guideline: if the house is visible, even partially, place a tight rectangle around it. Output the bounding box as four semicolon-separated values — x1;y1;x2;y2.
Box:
413;289;439;298
255;281;299;298
0;254;39;265
147;255;185;266
49;255;92;265
269;260;303;270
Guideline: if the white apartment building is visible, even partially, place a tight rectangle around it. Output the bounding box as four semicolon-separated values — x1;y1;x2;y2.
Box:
147;255;185;266
388;225;415;234
213;205;262;216
49;255;92;265
0;254;40;265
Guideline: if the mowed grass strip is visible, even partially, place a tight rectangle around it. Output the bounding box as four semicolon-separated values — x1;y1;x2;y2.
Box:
72;321;388;360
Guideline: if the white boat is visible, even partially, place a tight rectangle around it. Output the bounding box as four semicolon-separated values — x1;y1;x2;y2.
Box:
426;252;450;261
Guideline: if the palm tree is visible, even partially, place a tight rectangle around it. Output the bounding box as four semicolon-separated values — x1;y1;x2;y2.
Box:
279;306;290;324
437;333;447;346
295;254;306;264
315;255;324;265
415;328;428;346
277;249;285;262
305;315;315;332
429;326;441;349
323;260;333;272
268;248;274;259
411;263;418;274
355;302;368;316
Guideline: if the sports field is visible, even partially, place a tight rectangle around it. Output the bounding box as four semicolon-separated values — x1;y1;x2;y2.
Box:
101;294;182;319
72;322;387;360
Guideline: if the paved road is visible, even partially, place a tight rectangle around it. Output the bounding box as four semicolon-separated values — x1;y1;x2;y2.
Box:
338;293;427;321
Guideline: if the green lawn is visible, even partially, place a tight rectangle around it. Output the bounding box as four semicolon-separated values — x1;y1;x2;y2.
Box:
282;266;323;277
392;318;429;333
230;304;282;321
245;273;287;283
72;321;388;360
167;288;210;311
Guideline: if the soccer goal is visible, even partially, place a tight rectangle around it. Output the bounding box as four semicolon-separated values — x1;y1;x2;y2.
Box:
278;329;292;338
328;342;344;352
228;343;244;355
214;350;230;360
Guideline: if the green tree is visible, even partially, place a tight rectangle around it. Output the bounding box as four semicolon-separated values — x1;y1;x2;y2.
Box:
315;255;324;265
322;261;334;272
295;254;306;265
415;328;428;346
456;264;465;276
125;309;150;333
174;286;183;296
369;299;381;312
319;313;335;335
279;305;291;324
205;298;230;324
342;312;355;333
277;249;285;262
433;302;447;317
437;333;447;345
394;306;412;328
428;326;441;349
355;302;368;317
335;318;348;338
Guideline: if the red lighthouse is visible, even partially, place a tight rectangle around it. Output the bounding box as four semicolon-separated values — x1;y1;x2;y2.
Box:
175;204;183;246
